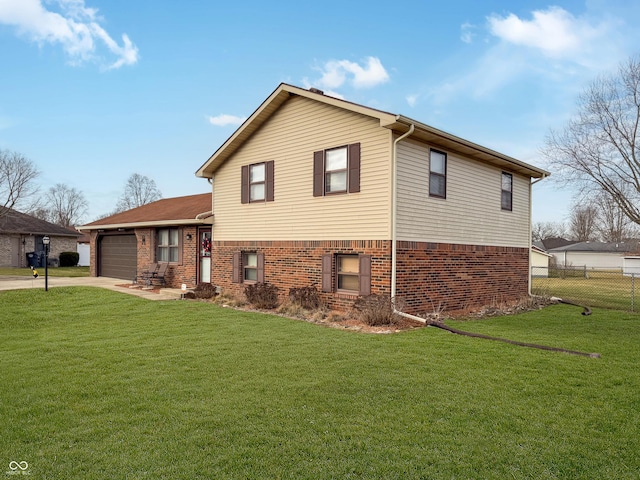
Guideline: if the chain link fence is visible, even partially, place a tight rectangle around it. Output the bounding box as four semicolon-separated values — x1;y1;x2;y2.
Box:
531;266;638;311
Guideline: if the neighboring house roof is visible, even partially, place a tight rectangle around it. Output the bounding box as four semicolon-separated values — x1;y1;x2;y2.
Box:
547;241;637;253
196;83;550;180
79;193;213;230
532;241;546;251
531;244;553;256
0;208;81;237
540;237;576;250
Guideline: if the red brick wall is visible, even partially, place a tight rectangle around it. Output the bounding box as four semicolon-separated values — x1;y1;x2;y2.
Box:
211;240;392;311
396;241;529;315
89;227;199;289
211;240;529;315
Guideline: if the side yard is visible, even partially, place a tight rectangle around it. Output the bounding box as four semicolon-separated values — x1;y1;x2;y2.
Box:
1;287;638;479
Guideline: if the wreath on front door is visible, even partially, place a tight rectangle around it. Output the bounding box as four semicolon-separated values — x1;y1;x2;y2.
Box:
201;236;211;254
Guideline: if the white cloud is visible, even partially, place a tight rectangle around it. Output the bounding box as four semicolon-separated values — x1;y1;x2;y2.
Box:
487;7;602;59
207;114;246;127
406;94;418;107
460;22;476;44
423;6;626;105
311;57;390;91
0;0;139;69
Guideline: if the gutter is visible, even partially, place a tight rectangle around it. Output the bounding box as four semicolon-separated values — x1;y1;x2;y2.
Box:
390;124;427;324
528;174;548;295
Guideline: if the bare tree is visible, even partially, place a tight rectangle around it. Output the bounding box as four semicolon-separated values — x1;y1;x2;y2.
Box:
532;221;567;242
543;55;640;228
116;173;162;212
44;183;88;227
0;149;40;217
568;203;598;242
594;189;638;242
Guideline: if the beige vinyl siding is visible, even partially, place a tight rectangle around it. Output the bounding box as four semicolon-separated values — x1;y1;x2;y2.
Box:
213;95;392;240
396;139;530;247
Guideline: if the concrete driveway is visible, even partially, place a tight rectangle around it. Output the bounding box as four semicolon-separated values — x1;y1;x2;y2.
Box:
0;275;183;300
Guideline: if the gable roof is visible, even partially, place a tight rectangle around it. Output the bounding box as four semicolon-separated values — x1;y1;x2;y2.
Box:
79;193;212;230
547;241;637;253
196;83;550;179
540;237;576;250
0;208;81;237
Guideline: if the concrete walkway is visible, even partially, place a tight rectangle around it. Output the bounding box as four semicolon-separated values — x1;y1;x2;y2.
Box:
0;275;186;301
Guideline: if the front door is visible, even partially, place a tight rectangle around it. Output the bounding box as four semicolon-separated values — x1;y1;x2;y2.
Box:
198;228;212;284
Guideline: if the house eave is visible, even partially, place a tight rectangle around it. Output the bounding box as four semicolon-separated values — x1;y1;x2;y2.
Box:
195;83;398;178
195;83;549;180
78;217;213;232
388;116;550;179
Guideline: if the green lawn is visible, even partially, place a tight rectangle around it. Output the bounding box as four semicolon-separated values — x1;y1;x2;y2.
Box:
0;266;90;277
532;270;637;310
1;288;639;479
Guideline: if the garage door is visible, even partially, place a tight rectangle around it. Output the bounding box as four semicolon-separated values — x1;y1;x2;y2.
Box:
99;235;137;280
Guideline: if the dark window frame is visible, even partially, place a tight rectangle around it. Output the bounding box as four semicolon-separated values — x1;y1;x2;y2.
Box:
321;253;371;296
232;251;265;283
429;149;447;199
313;143;360;197
241;161;274;204
501;172;513;211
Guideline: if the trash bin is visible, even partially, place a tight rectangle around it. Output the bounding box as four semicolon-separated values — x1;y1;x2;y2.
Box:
26;252;37;267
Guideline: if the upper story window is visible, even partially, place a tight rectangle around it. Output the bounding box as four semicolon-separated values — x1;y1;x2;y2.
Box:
250;163;265;201
313;143;360;196
157;228;180;263
501;172;513;211
429;149;447;199
241;161;274;204
325;147;348;193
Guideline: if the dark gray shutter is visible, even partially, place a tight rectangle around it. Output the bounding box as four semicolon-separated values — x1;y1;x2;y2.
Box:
359;255;371;296
257;252;265;283
348;143;361;193
313;151;324;197
241;165;249;204
266;161;274;202
232;252;241;283
321;254;332;292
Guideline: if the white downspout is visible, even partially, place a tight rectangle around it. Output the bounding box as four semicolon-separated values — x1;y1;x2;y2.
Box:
390;124;427;324
528;174;548;295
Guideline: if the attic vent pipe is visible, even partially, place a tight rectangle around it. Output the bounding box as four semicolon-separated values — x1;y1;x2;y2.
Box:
309;87;324;95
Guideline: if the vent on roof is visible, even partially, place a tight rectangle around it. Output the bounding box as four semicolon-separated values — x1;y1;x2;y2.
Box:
309;87;324;95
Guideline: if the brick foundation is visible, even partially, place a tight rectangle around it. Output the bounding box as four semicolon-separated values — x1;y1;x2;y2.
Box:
396;241;529;315
211;240;529;315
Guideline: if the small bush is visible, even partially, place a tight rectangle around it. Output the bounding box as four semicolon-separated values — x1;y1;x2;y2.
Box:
213;293;247;308
353;294;400;326
59;251;79;267
244;282;280;309
289;285;321;310
193;283;218;299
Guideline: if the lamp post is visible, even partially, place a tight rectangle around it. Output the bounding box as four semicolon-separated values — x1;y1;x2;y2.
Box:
42;236;50;292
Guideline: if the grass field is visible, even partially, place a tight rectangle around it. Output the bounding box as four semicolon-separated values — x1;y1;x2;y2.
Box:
532;270;637;310
0;266;90;277
1;287;639;479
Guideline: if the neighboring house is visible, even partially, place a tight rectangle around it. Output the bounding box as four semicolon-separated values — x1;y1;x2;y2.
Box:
538;237;576;250
548;241;637;270
79;193;213;285
0;208;81;267
193;83;549;315
530;244;552;278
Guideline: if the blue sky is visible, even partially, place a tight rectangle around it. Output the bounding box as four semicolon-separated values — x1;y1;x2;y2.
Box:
1;0;639;224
